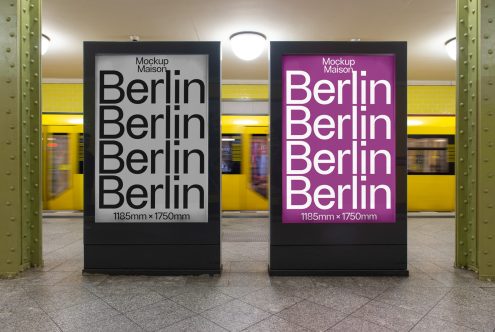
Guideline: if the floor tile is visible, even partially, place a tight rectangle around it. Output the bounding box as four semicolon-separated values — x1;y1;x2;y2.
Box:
0;280;20;290
307;286;371;313
50;258;83;272
152;284;193;298
56;272;108;288
171;287;233;312
97;275;155;289
64;314;143;332
376;285;450;314
125;299;195;331
217;285;265;298
142;276;187;288
411;314;476;332
410;261;448;274
227;272;271;287
0;287;38;309
276;300;347;331
230;261;268;273
428;271;494;288
202;299;270;331
0;289;46;325
185;274;229;287
158;315;228;332
429;300;495;331
351;300;424;331
49;299;121;331
95;287;165;313
8;216;494;331
86;281;146;295
270;276;316;289
26;285;99;312
241;286;303;313
222;242;268;262
244;315;309;332
16;271;75;286
335;276;398;299
482;287;495;295
0;314;61;332
264;284;322;300
329;316;394;332
441;287;495;313
388;272;448;288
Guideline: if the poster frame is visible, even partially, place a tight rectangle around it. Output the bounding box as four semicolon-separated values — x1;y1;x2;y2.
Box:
269;41;408;276
83;41;221;275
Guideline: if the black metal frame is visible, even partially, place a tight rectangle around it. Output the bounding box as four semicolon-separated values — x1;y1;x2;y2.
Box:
83;42;221;275
269;41;408;276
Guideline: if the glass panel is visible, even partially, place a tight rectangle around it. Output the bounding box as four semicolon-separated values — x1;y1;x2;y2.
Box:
222;134;242;174
47;133;70;198
251;134;269;198
407;137;449;174
78;133;84;174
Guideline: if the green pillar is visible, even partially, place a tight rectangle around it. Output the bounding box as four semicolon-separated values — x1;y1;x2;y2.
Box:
0;0;42;278
456;0;495;280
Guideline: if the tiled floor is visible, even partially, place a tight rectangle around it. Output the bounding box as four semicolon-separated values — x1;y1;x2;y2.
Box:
1;215;494;331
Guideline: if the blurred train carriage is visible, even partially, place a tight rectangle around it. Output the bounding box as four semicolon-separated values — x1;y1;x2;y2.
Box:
42;114;455;212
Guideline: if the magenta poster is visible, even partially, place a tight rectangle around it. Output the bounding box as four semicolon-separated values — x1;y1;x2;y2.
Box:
282;54;396;224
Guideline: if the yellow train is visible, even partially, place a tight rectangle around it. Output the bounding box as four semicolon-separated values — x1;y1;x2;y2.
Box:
41;114;455;212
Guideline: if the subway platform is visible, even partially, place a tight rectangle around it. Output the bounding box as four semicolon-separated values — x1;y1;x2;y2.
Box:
1;215;494;332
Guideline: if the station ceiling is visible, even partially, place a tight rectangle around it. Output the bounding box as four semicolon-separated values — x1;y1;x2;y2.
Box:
42;0;456;81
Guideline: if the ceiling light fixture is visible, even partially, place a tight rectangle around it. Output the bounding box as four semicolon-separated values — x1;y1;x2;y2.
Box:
445;37;456;61
233;119;259;126
41;34;51;55
230;31;267;61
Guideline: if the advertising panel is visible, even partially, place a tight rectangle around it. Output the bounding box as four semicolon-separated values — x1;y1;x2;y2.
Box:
282;55;396;224
94;54;208;223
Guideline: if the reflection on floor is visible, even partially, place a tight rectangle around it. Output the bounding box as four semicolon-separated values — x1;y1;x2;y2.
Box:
1;216;494;331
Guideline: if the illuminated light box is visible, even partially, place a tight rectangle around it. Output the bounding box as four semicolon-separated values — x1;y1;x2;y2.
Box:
270;42;408;276
83;42;221;275
282;55;396;224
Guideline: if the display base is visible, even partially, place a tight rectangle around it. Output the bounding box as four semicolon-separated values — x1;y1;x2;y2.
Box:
83;267;222;276
84;244;221;276
270;244;408;276
268;266;409;276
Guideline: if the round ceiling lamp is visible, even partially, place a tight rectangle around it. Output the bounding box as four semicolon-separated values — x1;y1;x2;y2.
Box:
42;34;51;55
444;37;456;61
230;31;267;61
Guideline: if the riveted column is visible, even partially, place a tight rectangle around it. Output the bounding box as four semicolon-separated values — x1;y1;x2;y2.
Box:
0;0;42;277
456;0;495;280
478;0;495;279
456;0;479;273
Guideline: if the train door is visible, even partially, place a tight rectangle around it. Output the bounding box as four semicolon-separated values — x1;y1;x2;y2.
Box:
221;115;269;211
42;125;83;210
221;131;245;210
407;116;455;211
243;127;269;210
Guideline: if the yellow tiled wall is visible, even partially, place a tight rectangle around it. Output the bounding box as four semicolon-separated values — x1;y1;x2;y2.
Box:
222;84;269;100
41;83;455;115
42;83;83;113
407;86;455;115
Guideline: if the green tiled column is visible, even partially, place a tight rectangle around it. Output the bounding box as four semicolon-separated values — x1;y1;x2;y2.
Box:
456;0;495;280
0;0;42;278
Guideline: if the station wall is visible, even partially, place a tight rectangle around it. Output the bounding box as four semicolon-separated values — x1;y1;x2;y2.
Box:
42;83;455;115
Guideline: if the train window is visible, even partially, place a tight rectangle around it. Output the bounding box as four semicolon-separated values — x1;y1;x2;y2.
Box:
222;134;242;174
78;133;84;174
251;134;269;198
47;133;70;198
407;135;455;175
